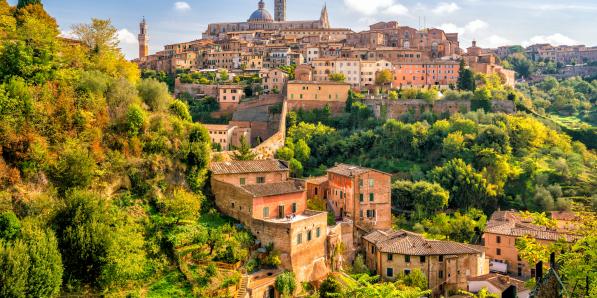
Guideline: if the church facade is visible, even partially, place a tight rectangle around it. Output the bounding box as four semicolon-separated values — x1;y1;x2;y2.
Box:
203;0;330;39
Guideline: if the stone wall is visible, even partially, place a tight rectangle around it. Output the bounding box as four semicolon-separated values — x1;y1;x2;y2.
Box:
174;80;218;98
287;99;346;114
367;98;516;120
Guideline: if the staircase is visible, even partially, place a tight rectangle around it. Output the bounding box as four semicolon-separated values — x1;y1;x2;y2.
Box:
236;274;249;298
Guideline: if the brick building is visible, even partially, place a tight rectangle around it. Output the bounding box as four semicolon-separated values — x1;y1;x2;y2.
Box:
363;230;488;296
392;61;459;88
482;211;580;279
464;41;516;86
210;160;328;282
286;81;351;113
217;85;245;111
262;68;288;93
325;164;392;233
205;124;251;151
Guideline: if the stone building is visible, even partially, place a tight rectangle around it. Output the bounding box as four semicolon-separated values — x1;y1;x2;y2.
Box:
311;57;361;87
203;1;330;40
467;273;530;298
262;68;288;93
204;124;251;151
482;211;580;279
363;230;488;296
217;85;245;111
286;81;351;113
138;18;148;59
392;61;460;88
325;164;393;235
464;41;516;86
210;160;328;282
346;21;459;58
360;59;393;88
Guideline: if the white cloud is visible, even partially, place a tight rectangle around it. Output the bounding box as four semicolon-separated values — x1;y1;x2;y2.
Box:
174;1;191;12
59;30;76;39
464;19;488;33
523;33;579;46
117;29;137;45
432;2;460;14
344;0;407;16
385;4;409;16
438;19;486;35
482;35;513;48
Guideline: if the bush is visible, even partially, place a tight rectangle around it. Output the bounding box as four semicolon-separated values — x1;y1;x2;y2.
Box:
275;271;297;297
50;141;97;193
169;99;192;121
0;211;20;240
126;104;146;136
137;78;172;112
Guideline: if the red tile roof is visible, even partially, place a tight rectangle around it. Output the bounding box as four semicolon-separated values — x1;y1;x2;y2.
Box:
210;159;289;175
484;211;580;242
242;180;304;197
468;273;528;292
363;230;484;256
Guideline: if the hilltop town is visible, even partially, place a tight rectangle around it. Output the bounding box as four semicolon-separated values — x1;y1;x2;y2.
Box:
0;1;595;298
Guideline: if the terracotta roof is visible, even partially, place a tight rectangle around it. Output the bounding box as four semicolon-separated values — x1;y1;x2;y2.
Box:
363;230;484;256
210;159;288;175
468;273;527;292
327;163;388;177
484;211;580;242
550;211;579;221
306;176;328;185
241;180;304;197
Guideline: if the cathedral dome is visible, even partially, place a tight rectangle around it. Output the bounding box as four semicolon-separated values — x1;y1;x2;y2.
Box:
248;0;274;22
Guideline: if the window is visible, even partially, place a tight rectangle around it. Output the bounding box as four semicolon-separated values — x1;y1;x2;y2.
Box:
340;191;343;198
386;268;394;277
517;266;522;277
369;179;374;187
316;227;321;238
496;236;501;244
420;256;426;263
496;248;501;256
297;233;302;244
371;246;375;254
291;202;297;213
263;207;269;218
369;193;374;202
439;270;444;278
307;230;312;241
404;269;411;275
387;253;393;261
439;255;444;262
240;178;246;185
257;177;265;184
278;205;284;218
359;193;364;202
359;179;363;187
405;255;410;263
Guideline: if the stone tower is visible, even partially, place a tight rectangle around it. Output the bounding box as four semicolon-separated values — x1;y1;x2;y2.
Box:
320;4;330;28
138;17;148;59
275;0;286;22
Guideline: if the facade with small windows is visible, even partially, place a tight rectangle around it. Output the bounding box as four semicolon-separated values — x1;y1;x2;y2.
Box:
210;160;328;282
392;61;460;88
286;81;351;113
205;124;251;151
263;68;288;93
363;230;488;297
217;85;245;111
482;211;580;279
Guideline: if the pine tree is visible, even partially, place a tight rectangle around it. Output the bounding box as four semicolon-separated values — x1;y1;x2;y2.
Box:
232;136;257;161
17;0;41;8
457;59;476;91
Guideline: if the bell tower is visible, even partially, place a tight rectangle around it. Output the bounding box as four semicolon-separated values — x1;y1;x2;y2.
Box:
138;17;149;59
275;0;286;22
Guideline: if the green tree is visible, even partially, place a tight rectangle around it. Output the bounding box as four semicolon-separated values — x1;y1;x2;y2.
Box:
17;0;41;8
392;180;449;218
0;211;20;240
430;159;496;211
232;135;257;161
399;268;428;290
352;254;369;274
458;60;476;91
289;158;303;178
319;275;343;298
0;239;29;297
375;69;393;92
71;18;118;53
126;104;146;136
169;99;192;121
294;139;311;163
137;78;172;112
275;271;297;298
157;188;202;223
50;141;97;193
329;73;346;82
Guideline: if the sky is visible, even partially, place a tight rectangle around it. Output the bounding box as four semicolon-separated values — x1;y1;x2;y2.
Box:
9;0;597;60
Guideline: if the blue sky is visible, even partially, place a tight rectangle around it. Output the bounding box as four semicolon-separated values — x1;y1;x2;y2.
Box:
9;0;597;59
